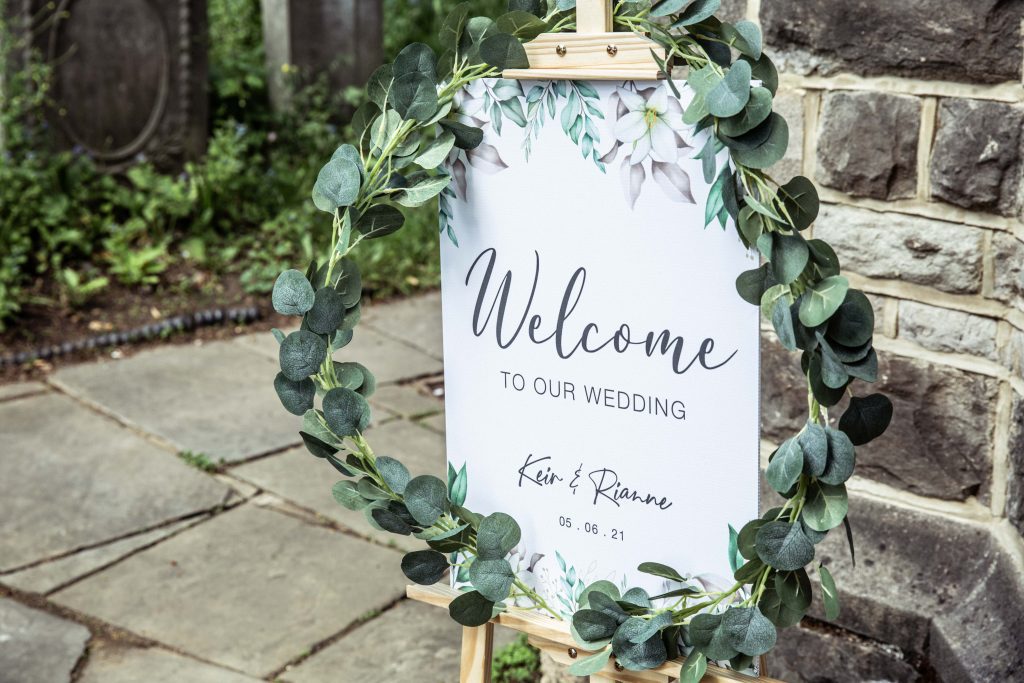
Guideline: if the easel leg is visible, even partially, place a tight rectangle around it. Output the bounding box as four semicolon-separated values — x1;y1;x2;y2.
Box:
460;623;495;683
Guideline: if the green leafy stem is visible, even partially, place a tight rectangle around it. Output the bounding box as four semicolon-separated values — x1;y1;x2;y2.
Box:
266;1;896;680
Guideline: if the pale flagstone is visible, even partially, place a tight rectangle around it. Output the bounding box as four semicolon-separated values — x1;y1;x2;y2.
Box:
0;393;229;572
51;504;408;678
283;600;518;683
50;341;302;462
231;419;446;551
0;381;46;402
0;598;90;683
234;324;442;384
370;383;443;418
77;643;260;683
363;291;444;360
1;517;202;594
418;412;446;434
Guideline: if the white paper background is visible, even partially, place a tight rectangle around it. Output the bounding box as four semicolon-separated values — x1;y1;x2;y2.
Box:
439;79;760;613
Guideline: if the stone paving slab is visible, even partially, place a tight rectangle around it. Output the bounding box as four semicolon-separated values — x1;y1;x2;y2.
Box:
78;643;260;683
364;291;444;360
51;341;302;462
370;383;443;419
0;381;46;402
283;599;517;683
0;393;229;572
419;412;446;434
231;419;446;551
0;598;90;683
51;504;408;678
235;323;442;384
1;517;201;594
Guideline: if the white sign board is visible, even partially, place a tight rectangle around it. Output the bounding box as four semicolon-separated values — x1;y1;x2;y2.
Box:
439;79;759;614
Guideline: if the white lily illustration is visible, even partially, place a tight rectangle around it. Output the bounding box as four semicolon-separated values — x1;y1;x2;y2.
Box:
614;87;686;164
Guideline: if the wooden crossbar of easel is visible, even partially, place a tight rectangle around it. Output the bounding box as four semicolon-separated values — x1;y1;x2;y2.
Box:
408;585;782;683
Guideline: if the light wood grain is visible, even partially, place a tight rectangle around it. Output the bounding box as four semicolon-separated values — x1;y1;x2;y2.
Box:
522;33;662;70
460;624;494;683
407;585;784;683
502;68;663;80
576;0;613;34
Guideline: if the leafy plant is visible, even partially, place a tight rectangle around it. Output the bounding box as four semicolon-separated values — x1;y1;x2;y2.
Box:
491;634;540;683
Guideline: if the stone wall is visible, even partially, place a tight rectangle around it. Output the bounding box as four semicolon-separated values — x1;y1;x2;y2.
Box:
740;0;1024;680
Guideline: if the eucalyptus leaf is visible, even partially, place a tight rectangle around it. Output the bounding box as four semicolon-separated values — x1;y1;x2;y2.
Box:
414;130;456;169
798;422;828;477
312;156;362;213
844;348;878;383
440;2;471;47
496;10;547;40
827;289;874;347
817;335;850;389
721;20;763;59
322;387;371;436
573;609;619;642
611;619;668;670
401;549;449;584
367;63;394;109
567;647;612;676
395;174;452;207
279;330;328;382
469;558;515;601
637;562;686;582
404;475;449;526
742;52;778;94
736;263;777;305
272;270;315;316
839;394;893;445
332;480;369;510
306;287;347;335
771;233;810;285
273;373;315;416
731;113;788;169
707;60;752;118
807;239;841;277
480;32;530;70
757;585;804;628
392;72;439;122
821;428;856;485
300;431;341;461
721;606;777;656
449;590;494;627
477;512;522;560
441;119;484;150
771;297;797;350
393;42;437;81
357;204;405;239
799;276;849;327
775;569;813;610
376;456;411;494
779;176;819;231
719;87;772;137
803;481;848;532
671;0;721;27
819;564;840;620
371;506;414;535
755;521;815;571
679;651;707;683
738;518;767;560
766;437;804;493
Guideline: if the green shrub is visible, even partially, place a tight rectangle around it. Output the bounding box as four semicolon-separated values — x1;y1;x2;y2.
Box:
491;634;541;683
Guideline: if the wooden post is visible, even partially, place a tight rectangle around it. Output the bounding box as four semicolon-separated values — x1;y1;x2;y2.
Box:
460;623;495;683
576;0;612;33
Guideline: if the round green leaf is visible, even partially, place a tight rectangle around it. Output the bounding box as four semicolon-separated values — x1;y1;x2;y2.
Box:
808;239;841;277
279;330;328;382
272;270;315;316
680;651;708;683
301;431;340;460
469;557;514;601
721;606;777;657
404;475;449;526
332;480;369;510
757;585;804;628
719;87;773;138
567;647;613;677
707;60;752;118
273;373;315;415
392;72;439;122
737;518;768;560
766;437;804;494
736;263;777;305
611;620;668;671
670;0;722;27
356;204;405;239
370;506;413;535
771;233;810;285
573;609;619;642
819;564;841;620
755;521;815;571
306;287;347;335
312;156;361;213
477;512;521;560
496;10;547;40
742;52;778;94
827;289;875;347
721;20;762;60
636;561;685;582
440;119;484;150
775;569;812;610
771;297;797;351
799;276;850;327
449;590;495;627
839;394;893;446
376;456;411;494
817;335;850;389
731;113;789;169
803;481;848;532
779;176;819;231
394;42;437;81
401;549;449;584
480;32;530;70
798;422;828;477
322;387;371;436
808;353;847;407
439;2;471;47
821;428;856;485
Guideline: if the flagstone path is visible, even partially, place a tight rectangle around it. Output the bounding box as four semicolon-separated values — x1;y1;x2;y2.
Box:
0;292;515;682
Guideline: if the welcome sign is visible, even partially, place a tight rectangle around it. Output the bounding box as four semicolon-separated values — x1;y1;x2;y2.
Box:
440;79;759;614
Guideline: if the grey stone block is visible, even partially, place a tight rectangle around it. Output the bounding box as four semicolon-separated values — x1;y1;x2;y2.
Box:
0;598;90;683
992;233;1024;312
770;623;918;683
52;504;407;677
930;99;1024;216
1005;394;1024;535
0;381;46;402
369;383;443;419
816;91;920;200
0;393;228;572
771;87;805;183
813;205;985;294
52;341;303;462
896;301;998;360
761;0;1024;85
78;644;260;683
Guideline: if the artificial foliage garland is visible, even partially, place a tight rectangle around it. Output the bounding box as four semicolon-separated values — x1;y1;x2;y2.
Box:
267;1;895;679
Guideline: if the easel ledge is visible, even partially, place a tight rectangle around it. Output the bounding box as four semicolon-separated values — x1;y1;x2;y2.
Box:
407;585;784;683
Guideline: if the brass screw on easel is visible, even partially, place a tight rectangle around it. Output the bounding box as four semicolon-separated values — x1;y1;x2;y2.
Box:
606;44;618;56
556;44;567;56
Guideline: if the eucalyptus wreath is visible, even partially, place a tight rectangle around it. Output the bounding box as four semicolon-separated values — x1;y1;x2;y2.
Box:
267;0;894;679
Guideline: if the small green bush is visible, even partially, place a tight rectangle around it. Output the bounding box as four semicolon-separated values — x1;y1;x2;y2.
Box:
491;634;541;683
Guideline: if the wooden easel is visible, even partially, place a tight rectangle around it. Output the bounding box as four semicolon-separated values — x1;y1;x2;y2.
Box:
412;2;783;680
